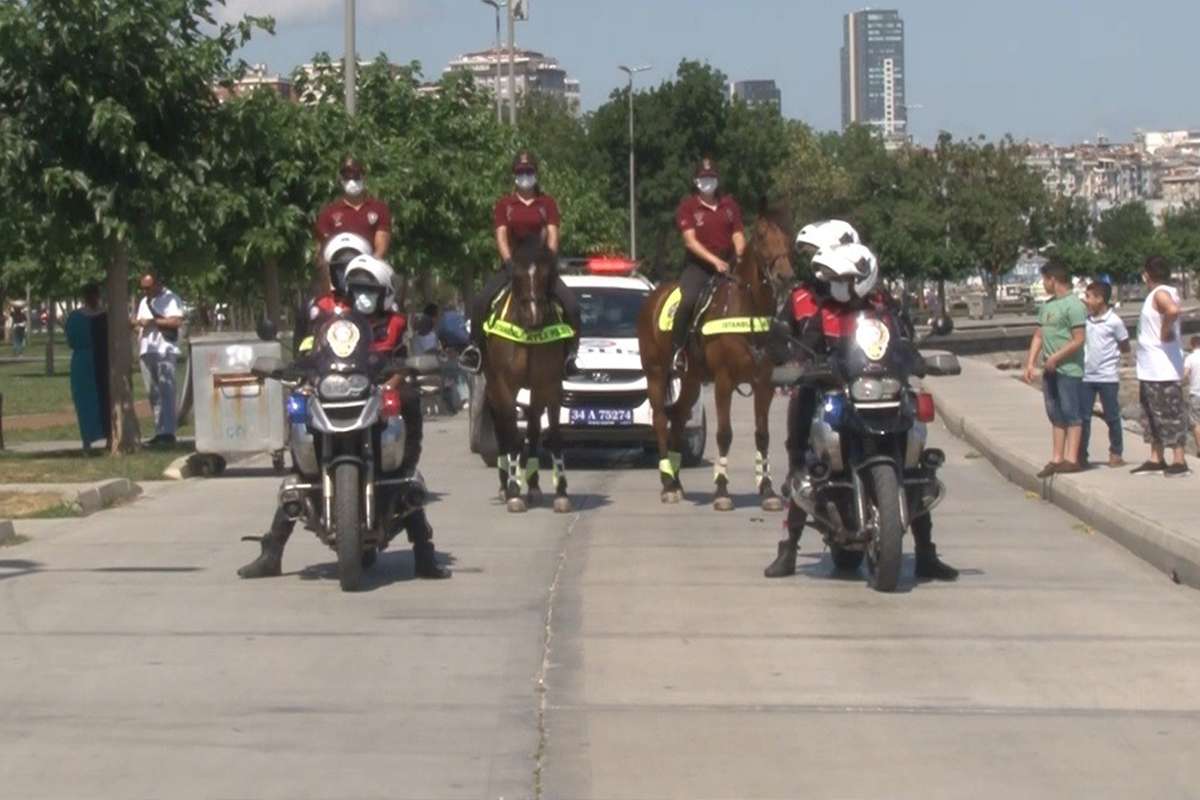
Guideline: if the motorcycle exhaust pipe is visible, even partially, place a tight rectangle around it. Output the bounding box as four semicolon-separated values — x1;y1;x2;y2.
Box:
786;470;844;533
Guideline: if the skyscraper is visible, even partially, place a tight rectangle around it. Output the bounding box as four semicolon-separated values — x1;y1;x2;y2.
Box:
841;9;907;138
731;80;782;110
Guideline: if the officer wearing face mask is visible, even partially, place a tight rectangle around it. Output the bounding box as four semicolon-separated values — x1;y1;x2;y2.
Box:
460;150;581;373
671;158;746;374
314;155;392;293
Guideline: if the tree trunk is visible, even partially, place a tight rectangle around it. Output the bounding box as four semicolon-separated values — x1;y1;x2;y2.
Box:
107;239;141;454
44;298;56;377
460;262;476;308
264;256;282;332
937;279;947;319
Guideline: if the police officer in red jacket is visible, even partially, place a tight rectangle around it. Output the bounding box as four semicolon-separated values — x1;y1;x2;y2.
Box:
460;151;580;373
671;158;746;373
764;238;958;582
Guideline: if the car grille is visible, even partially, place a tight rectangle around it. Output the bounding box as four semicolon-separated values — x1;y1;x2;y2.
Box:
571;369;644;385
561;390;647;409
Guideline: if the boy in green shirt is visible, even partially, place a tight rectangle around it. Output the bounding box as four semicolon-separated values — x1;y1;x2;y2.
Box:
1024;259;1087;477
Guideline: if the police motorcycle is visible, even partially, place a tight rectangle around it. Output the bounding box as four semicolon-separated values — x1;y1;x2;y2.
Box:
251;313;435;592
772;244;960;592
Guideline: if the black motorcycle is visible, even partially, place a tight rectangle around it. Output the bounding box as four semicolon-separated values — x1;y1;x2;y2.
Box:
774;314;960;592
252;313;431;592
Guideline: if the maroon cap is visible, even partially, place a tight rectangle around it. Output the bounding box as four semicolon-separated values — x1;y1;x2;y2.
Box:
338;155;364;179
695;158;719;179
512;150;539;174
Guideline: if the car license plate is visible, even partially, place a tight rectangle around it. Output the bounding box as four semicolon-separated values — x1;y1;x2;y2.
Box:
569;407;633;427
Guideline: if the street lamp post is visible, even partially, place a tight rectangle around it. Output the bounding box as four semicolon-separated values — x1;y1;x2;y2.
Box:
481;0;505;123
344;0;356;115
506;0;517;125
619;65;651;261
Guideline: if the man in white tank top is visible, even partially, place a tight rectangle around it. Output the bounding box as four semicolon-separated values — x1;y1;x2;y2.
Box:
1132;256;1189;476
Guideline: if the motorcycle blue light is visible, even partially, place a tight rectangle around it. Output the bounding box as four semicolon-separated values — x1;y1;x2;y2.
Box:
822;393;845;426
286;393;308;424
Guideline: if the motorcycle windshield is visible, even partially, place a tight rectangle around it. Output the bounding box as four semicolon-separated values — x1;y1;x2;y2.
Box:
312;313;375;376
832;310;912;385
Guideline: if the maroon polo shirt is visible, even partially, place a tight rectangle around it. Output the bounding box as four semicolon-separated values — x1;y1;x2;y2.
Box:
675;194;744;259
314;196;392;247
494;193;561;247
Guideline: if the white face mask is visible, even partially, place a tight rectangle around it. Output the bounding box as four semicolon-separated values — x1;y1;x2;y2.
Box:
829;281;852;303
343;179;364;198
515;174;538;192
695;178;718;196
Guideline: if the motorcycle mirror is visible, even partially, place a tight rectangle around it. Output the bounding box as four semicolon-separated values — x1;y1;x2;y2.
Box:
256;314;278;342
251;355;282;379
922;351;962;377
930;315;954;337
771;363;804;387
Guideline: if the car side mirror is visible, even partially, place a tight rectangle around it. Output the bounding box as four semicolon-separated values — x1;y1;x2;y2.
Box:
930;315;954;337
256;315;278;342
922;352;961;377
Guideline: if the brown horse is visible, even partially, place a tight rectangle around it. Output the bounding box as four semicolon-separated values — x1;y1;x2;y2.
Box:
482;240;573;514
638;210;794;510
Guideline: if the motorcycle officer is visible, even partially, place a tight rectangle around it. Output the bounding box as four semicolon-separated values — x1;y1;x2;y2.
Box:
238;254;450;580
460;150;581;373
764;235;958;582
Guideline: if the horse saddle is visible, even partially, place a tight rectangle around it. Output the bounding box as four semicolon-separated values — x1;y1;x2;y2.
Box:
656;282;717;335
657;280;770;337
483;287;574;345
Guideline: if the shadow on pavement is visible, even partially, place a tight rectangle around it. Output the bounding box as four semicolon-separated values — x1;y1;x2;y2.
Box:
0;559;42;582
296;549;457;592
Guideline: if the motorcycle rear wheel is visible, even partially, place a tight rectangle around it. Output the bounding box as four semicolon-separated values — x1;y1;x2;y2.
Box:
334;462;364;591
865;463;903;592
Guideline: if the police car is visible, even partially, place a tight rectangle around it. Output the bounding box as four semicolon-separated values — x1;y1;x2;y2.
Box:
469;258;706;465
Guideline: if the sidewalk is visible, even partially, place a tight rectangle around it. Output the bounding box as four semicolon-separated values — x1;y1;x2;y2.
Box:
925;356;1200;590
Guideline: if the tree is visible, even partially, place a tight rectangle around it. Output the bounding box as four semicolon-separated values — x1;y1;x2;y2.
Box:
1094;202;1158;282
1162;204;1200;287
0;0;267;452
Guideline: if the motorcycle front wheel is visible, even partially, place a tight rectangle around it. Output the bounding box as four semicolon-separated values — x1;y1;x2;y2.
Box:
865;463;903;592
334;462;364;591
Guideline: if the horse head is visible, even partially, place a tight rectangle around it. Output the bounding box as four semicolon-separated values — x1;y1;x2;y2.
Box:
509;239;555;330
737;206;795;309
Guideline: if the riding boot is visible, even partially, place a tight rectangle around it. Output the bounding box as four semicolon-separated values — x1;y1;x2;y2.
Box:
764;507;805;578
406;510;451;579
237;508;294;579
912;515;958;581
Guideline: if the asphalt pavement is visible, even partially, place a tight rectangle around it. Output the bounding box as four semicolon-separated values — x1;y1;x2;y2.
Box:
1;396;1198;799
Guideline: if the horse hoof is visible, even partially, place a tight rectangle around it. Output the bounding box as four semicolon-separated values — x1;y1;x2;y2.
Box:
761;495;784;513
507;497;528;513
661;490;681;504
713;496;735;512
498;489;508;503
553;496;572;514
528;488;543;507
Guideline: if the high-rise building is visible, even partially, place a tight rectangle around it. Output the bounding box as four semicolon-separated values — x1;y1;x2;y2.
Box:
841;9;907;138
731;80;782;110
215;64;294;103
444;49;580;114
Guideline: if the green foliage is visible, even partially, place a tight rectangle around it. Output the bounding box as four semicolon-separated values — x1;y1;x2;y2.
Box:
1095;202;1158;281
1162;204;1200;273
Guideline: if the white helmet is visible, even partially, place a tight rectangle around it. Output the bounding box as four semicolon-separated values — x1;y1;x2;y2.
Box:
811;243;879;303
795;219;861;253
322;232;372;293
344;255;397;314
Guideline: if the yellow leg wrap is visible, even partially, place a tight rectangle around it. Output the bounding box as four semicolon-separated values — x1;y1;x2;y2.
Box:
525;457;540;482
659;458;678;479
669;451;683;475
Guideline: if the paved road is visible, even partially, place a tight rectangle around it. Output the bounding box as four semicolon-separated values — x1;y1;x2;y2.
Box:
2;397;1199;799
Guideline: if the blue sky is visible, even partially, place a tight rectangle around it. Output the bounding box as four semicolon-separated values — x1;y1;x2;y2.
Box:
222;0;1200;145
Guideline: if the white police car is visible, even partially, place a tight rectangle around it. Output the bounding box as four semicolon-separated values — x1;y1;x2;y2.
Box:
469;258;706;465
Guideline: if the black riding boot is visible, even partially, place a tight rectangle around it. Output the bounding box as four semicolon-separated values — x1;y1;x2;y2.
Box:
912;515;958;581
237;508;294;578
764;505;805;578
406;510;450;579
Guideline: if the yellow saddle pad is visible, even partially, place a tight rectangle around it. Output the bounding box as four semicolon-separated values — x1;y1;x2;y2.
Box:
656;285;771;336
484;294;574;345
657;287;683;332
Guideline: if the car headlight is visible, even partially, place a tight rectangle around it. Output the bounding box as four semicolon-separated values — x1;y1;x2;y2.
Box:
849;377;902;402
319;373;370;399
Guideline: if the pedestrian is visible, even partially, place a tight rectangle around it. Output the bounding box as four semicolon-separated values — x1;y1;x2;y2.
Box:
1185;336;1200;454
410;303;441;356
65;283;111;453
1131;256;1190;476
1080;281;1130;468
134;273;184;446
10;301;28;356
1024;258;1088;477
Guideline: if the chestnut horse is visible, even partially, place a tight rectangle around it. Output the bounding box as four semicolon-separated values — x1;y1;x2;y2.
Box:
637;211;794;510
482;240;572;514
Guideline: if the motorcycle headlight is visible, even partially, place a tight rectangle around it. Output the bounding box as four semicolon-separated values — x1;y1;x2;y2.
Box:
850;377;902;402
319;373;370;399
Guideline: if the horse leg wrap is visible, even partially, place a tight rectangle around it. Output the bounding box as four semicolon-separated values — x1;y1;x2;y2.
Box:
659;458;677;480
713;456;729;485
497;454;510;491
525;457;540;484
670;451;683;475
552;454;567;494
756;451;772;492
506;452;524;495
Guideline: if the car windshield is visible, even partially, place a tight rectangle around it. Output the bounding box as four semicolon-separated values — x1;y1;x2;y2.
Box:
576;287;645;338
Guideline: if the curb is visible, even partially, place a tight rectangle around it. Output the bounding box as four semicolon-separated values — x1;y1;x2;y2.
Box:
934;394;1200;590
75;479;141;514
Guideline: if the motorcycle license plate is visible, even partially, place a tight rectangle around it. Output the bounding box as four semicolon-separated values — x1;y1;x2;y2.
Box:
569;407;634;427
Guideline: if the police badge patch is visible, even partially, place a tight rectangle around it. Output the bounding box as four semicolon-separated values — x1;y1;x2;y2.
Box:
332;212;344;227
367;211;379;225
694;211;705;227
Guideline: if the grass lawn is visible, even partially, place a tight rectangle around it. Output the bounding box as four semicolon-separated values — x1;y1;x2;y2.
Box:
0;442;192;484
